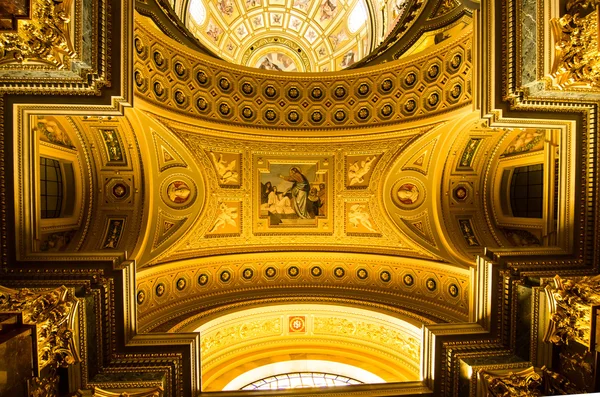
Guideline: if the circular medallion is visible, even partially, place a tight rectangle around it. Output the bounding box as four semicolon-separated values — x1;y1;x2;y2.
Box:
219;103;231;115
174;90;186;105
242;82;254;95
161;176;197;210
334;86;346;98
404;72;417;86
155;283;166;297
427;64;439;79
449;283;459;297
403;274;414;286
176;278;186;291
450;84;462;99
219;77;231;91
287;266;300;277
450;53;462;70
311;111;323;123
198;273;209;286
311;87;323;99
265;109;277;121
427;92;440;106
287;110;300;123
357;268;368;280
153;82;164;97
196;97;208;111
264;85;277;98
380;271;391;282
333;267;345;278
153;51;165;67
392;179;425;209
380;79;393;92
174;62;186;77
290;316;305;331
334;110;346;121
380;104;393;117
134;71;145;87
311;266;322;277
220;270;231;283
112;183;128;199
357;107;370;120
454;185;468;201
242;107;254;119
265;266;277;278
196;71;209;85
358;83;369;96
134;37;144;54
288;86;300;99
404;99;417;113
242;268;254;280
136;290;145;304
426;278;437;291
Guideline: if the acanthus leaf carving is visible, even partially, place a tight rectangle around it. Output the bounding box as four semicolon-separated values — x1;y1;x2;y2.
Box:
0;0;76;68
0;285;80;371
544;274;600;348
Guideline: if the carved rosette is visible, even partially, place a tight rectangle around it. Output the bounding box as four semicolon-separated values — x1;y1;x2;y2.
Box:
0;285;80;371
544;274;600;347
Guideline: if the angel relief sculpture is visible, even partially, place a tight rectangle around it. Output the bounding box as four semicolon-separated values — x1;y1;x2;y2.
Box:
347;155;377;186
210;152;239;185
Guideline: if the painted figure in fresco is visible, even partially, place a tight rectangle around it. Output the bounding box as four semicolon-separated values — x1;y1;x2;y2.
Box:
206;24;222;42
293;0;309;9
348;156;376;185
320;0;337;21
317;183;327;216
261;181;273;204
340;51;355;68
217;0;234;16
307;187;321;217
397;183;419;205
262;187;295;215
246;0;260;7
348;204;377;232
279;167;310;218
259;57;282;71
505;129;544;154
209;202;238;233
167;181;192;204
103;221;122;249
210;152;238;184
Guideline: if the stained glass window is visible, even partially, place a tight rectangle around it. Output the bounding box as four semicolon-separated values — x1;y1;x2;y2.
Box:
241;372;363;390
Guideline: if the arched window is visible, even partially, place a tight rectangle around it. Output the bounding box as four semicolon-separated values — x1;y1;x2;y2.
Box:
40;157;63;219
242;372;363;390
510;164;543;218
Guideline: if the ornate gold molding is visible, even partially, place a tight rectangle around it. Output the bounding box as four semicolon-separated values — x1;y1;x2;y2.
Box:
550;2;600;89
0;285;80;371
479;366;582;396
544;274;600;348
0;0;75;68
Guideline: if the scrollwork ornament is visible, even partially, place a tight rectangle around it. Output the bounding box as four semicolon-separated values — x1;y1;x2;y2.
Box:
0;0;76;68
550;3;600;88
0;285;80;370
544;274;600;347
